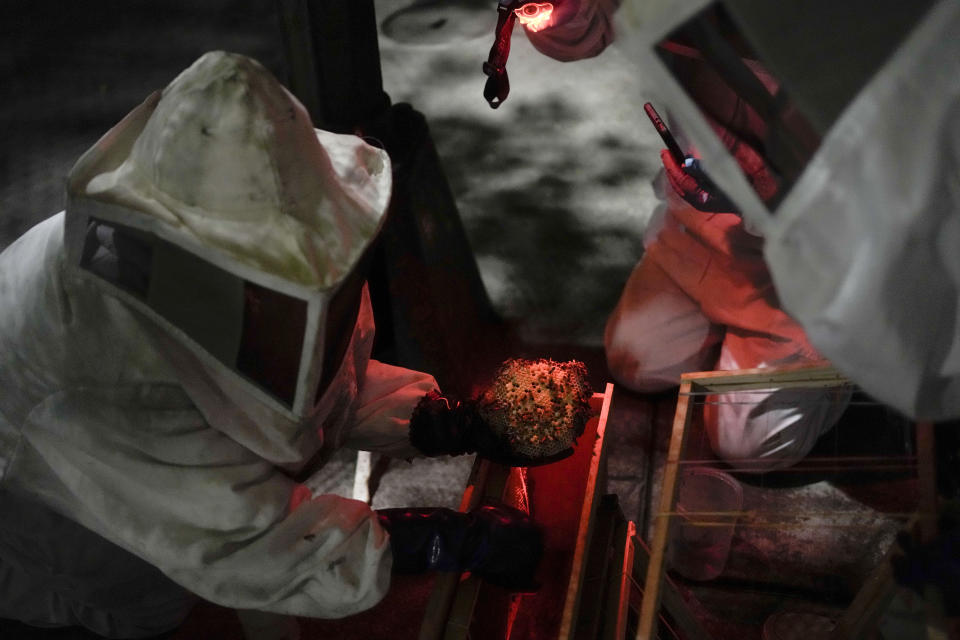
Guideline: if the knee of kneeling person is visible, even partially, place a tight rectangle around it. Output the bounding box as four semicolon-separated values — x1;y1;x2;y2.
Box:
604;326;678;394
604;347;677;393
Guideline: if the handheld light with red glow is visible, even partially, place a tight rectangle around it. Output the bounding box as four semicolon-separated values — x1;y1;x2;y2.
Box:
515;2;554;32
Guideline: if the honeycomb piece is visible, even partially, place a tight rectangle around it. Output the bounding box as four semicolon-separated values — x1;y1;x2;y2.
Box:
478;358;592;458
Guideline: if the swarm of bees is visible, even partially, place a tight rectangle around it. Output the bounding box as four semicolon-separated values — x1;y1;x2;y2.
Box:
479;358;592;458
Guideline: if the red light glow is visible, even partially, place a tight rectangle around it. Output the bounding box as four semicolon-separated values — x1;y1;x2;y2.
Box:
515;2;554;32
289;484;313;512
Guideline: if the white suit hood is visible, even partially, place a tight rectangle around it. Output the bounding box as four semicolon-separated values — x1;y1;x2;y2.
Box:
68;50;390;289
62;51;394;465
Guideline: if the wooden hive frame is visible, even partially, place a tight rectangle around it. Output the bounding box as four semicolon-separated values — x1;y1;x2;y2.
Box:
635;363;941;640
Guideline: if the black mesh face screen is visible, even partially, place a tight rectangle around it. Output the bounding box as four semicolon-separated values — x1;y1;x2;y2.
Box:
237;282;307;407
656;0;930;211
80;219;154;299
146;238;247;373
80;217;308;408
656;3;822;209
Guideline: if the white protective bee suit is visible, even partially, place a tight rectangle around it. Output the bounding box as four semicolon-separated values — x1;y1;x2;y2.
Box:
0;51;437;638
523;1;849;471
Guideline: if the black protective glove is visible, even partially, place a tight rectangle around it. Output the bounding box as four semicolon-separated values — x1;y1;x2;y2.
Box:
377;503;543;590
408;390;575;467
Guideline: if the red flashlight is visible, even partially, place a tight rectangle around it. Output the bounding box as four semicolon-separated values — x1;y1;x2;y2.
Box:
515;2;554;32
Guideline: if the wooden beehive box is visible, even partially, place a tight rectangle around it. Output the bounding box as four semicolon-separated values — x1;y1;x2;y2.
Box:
418;383;617;640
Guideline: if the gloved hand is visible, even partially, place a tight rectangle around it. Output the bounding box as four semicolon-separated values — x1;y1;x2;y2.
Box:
661;149;738;214
408;390;576;467
377;503;543;590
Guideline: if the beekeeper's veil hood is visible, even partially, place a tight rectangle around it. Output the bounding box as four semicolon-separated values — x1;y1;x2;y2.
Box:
615;0;960;419
64;51;391;430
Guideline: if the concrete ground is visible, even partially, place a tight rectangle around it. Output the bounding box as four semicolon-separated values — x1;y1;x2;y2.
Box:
0;2;930;638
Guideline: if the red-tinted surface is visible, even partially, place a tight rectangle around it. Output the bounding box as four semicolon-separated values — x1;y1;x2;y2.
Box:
473;412;602;639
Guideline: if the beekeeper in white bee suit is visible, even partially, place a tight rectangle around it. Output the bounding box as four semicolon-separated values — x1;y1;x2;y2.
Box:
519;0;960;468
0;51;545;640
517;0;842;471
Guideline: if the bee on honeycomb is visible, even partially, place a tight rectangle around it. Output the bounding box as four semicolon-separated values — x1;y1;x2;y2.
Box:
478;358;592;459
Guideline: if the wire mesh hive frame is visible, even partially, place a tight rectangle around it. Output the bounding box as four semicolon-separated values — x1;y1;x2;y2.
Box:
635;363;940;640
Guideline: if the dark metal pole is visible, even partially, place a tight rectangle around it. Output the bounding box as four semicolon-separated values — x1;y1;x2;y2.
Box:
276;0;390;132
275;0;508;395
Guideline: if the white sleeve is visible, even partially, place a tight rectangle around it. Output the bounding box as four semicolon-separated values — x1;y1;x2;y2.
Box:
522;0;622;62
341;359;439;458
8;387;392;619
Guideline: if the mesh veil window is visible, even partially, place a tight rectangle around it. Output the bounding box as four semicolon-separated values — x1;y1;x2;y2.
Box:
80;218;307;408
656;0;933;209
